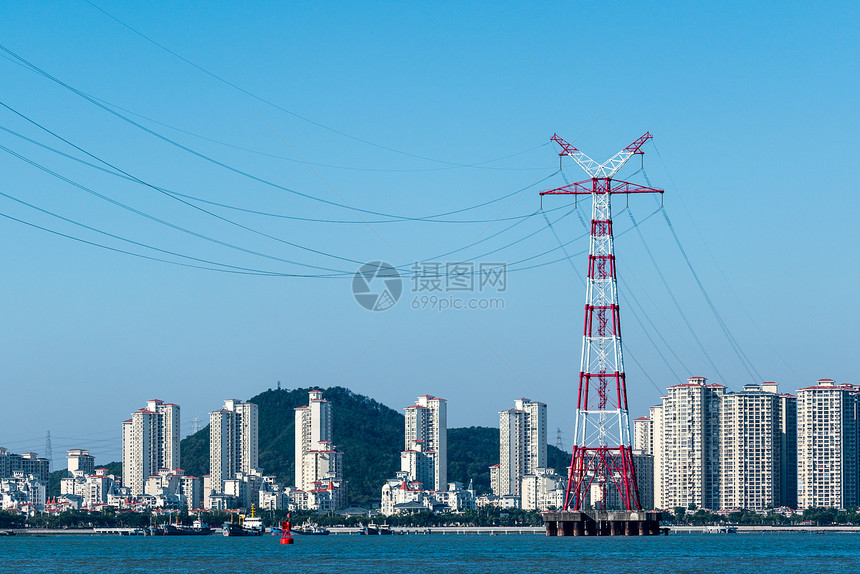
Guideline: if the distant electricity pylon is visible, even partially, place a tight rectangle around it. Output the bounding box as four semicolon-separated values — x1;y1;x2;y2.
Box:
556;428;565;451
44;430;54;473
541;132;663;511
192;417;200;434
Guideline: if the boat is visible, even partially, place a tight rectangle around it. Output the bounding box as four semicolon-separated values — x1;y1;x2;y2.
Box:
186;519;215;535
359;522;392;535
222;506;264;537
292;521;330;535
162;520;215;536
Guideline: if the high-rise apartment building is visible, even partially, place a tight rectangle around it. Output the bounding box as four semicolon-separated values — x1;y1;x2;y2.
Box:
495;398;546;497
797;379;859;509
649;378;797;511
210;399;259;494
294;390;344;509
633;417;653;454
295;390;332;488
648;404;665;508
654;377;724;510
404;395;447;491
121;399;180;495
720;383;796;510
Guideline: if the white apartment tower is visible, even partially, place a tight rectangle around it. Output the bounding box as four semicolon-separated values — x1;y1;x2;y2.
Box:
649;379;797;511
633;417;653;454
294;390;344;507
658;377;724;510
404;395;447;491
121;399;180;495
648;403;665;508
797;379;859;509
496;398;547;497
210;399;259;494
720;383;796;510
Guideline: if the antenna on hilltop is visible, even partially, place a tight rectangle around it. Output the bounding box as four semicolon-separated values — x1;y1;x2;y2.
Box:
192;417;200;434
44;430;54;473
277;380;281;390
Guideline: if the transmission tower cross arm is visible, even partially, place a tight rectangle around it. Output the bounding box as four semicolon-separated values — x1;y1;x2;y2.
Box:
553;132;654;179
551;133;602;178
600;132;653;178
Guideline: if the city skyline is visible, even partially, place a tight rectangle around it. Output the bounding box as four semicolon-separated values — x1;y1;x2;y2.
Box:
0;1;857;461
8;378;858;516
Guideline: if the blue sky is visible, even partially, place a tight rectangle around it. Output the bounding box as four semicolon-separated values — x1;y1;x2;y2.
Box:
0;1;857;464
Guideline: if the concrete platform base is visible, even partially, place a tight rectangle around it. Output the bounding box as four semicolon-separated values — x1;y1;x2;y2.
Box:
542;510;665;536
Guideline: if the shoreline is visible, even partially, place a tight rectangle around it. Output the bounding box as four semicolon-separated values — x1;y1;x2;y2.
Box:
7;525;860;536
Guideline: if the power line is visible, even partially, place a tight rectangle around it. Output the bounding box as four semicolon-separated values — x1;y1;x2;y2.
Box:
0;122;568;225
0;101;380;270
0;141;359;274
88;93;551;173
659;208;763;384
649;143;803;386
0;43;567;224
80;0;530;169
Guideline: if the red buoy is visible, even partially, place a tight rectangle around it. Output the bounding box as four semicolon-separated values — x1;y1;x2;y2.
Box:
280;514;294;545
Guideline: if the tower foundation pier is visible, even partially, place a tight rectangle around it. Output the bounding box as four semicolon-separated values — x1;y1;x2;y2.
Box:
542;510;664;536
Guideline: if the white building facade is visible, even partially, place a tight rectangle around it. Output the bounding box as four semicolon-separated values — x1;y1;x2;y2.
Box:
496;398;546;498
404;395;447;491
797;379;859;509
294;390;345;510
121;399;180;495
210;399;259;497
648;378;797;511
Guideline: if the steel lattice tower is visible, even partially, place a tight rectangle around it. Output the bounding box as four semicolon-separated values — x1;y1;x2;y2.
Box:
541;132;663;511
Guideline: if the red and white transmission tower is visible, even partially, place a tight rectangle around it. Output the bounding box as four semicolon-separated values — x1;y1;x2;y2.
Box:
541;132;663;511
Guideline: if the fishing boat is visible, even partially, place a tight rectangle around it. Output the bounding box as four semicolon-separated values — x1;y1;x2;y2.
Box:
292;520;330;535
358;522;392;535
222;506;264;536
162;520;215;536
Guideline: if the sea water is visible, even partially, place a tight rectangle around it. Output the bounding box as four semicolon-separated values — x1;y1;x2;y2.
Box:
1;532;858;573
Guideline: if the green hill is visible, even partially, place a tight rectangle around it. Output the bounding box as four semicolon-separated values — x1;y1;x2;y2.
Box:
179;387;571;506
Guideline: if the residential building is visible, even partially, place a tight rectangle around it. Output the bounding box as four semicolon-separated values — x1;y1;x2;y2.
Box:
380;471;474;516
61;468;124;510
649;403;665;508
495;398;546;497
489;464;500;496
657;377;724;510
633;417;653;454
404;395;447;491
0;449;50;483
1;473;46;514
650;378;797;511
777;388;798;508
797;379;859;509
584;452;653;510
294;390;345;510
400;441;435;491
521;468;565;511
210;399;259;495
720;383;797;510
67;449;95;476
121;399;180;496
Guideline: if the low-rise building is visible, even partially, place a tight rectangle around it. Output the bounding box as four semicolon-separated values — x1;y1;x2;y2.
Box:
520;468;565;511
